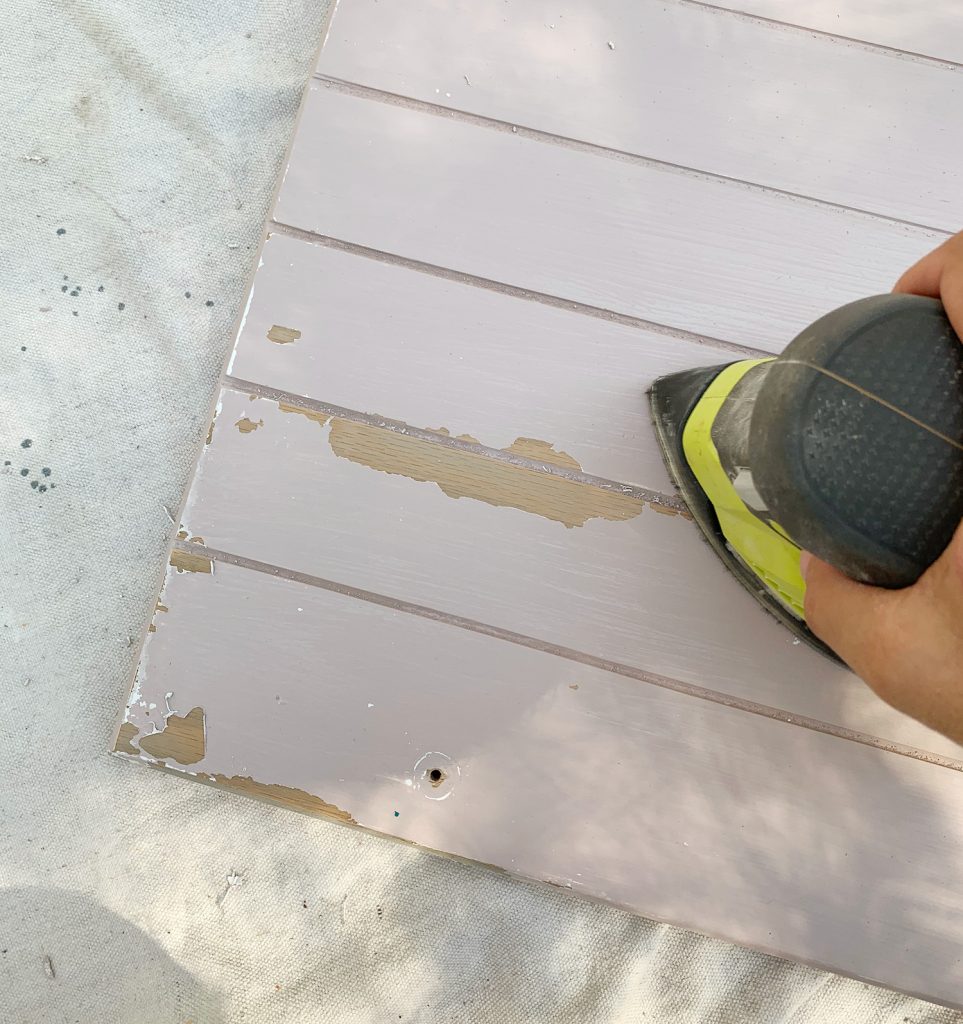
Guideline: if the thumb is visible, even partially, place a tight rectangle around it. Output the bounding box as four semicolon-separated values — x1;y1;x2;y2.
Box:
800;552;899;673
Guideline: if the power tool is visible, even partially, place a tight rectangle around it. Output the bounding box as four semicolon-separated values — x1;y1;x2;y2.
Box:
648;293;963;659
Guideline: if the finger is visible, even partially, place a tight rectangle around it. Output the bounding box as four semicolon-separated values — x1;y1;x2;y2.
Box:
801;553;897;673
893;234;963;340
893;246;945;297
937;257;963;344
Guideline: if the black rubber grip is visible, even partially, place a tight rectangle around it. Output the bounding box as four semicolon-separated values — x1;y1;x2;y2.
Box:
750;294;963;587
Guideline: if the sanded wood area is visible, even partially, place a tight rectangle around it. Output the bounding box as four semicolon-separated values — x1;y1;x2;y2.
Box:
114;0;963;1005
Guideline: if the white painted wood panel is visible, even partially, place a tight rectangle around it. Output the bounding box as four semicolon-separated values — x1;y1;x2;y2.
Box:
317;0;963;229
718;0;963;65
180;387;961;760
276;86;946;352
120;558;963;1007
228;232;762;490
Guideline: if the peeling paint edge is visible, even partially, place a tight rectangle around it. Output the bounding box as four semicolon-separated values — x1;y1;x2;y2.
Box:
223;375;689;515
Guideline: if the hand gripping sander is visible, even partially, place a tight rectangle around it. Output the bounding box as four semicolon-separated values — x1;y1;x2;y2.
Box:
648;294;963;660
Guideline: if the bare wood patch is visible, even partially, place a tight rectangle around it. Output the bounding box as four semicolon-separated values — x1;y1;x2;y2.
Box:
278;401;331;428
201;772;356;824
327;419;644;528
648;499;691;520
504;436;581;471
170;550;213;574
235;416;264;434
113;721;141;756
267;324;302;345
139;707;206;765
426;426;482;444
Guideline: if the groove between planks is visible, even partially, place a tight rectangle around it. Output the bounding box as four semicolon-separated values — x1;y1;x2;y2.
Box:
171;540;963;774
674;0;963;71
222;375;687;510
268;221;769;359
312;76;955;238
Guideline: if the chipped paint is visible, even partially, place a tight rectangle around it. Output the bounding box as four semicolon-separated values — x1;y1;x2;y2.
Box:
267;324;302;345
278;401;331;428
205;394;223;446
114;721;141;756
148;600;169;635
648;500;691;520
235;416;264;434
426;426;482;444
170;550;213;574
138;706;206;764
272;400;649;526
200;772;356;824
504;437;580;471
326;419;644;529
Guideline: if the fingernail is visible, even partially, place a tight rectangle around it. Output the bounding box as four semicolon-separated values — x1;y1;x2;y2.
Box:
799;551;812;580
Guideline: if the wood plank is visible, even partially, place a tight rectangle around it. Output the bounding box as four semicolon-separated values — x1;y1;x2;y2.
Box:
276;86;946;352
317;0;963;229
715;0;963;65
228;231;763;490
117;557;963;1007
179;386;961;760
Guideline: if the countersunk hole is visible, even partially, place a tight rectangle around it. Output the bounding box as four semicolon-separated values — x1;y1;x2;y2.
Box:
427;767;445;787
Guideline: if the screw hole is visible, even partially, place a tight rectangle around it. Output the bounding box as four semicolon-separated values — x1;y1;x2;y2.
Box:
427;767;445;787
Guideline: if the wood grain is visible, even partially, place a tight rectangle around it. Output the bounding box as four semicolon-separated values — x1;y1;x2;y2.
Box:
115;558;963;1007
137;707;207;765
227;233;765;490
276;86;946;352
177;387;961;760
317;0;963;229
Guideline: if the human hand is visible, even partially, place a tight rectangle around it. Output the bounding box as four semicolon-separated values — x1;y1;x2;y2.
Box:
801;231;963;744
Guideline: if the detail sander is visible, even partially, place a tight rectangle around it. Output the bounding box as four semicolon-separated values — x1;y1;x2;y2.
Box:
649;293;963;660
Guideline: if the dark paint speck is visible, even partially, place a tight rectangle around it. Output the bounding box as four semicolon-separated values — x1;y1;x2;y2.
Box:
30;481;38;489
70;290;79;297
185;291;191;298
205;300;214;307
118;303;125;311
38;485;47;493
97;285;104;292
42;468;51;476
20;346;26;352
72;311;78;316
3;461;9;466
21;440;31;448
56;228;66;236
19;469;28;476
61;286;68;292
